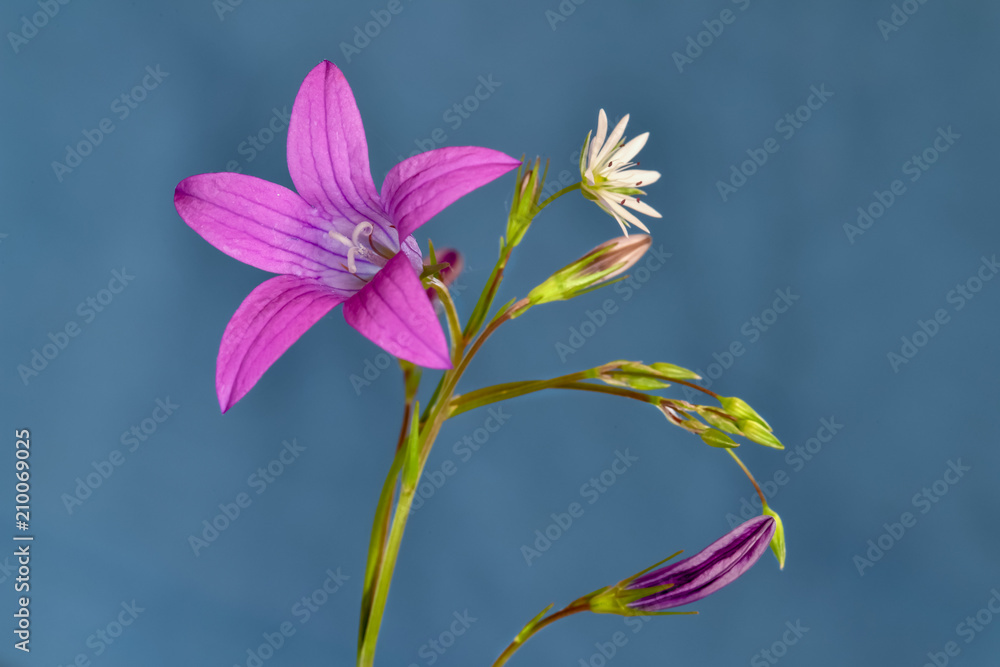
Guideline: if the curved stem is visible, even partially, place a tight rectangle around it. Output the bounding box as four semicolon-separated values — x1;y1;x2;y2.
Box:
536;182;581;213
448;376;658;418
726;449;767;507
429;279;463;364
492;601;589;667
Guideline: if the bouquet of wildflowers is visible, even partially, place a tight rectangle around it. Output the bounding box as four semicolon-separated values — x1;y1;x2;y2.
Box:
174;61;786;665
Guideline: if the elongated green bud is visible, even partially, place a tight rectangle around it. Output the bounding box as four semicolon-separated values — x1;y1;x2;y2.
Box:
507;157;547;247
527;234;652;306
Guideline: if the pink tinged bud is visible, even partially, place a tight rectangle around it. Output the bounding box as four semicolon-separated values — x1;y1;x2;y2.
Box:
626;516;776;611
527;234;653;306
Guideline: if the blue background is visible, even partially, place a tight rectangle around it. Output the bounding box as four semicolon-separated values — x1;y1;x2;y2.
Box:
2;1;999;665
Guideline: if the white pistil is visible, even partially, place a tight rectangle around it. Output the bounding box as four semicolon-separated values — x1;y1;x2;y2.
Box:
328;221;374;274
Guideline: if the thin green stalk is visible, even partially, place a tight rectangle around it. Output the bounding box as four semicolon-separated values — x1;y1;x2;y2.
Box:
491;601;589;667
448;376;659;418
358;364;419;648
429;278;463;363
358;302;521;666
536;181;580;213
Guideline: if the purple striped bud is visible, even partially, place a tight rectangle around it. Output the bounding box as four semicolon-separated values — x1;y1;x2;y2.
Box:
589;516;776;615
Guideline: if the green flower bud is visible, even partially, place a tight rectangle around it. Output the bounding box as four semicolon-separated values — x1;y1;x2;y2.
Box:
507;157;546;247
527;234;652;306
719;396;771;430
738;419;783;449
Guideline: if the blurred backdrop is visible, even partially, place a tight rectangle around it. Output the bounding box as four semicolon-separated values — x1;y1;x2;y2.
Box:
2;1;999;665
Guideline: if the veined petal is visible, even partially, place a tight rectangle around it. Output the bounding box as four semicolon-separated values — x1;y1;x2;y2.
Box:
286;61;389;230
217;275;346;412
343;252;450;369
381;147;521;241
175;173;347;276
629;516;775;610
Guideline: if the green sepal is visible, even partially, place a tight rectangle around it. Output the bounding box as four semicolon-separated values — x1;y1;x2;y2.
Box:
514;603;555;643
763;504;787;570
738;419;783;449
700;429;739;449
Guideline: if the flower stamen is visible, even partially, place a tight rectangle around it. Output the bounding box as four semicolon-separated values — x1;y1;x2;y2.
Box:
328;221;375;274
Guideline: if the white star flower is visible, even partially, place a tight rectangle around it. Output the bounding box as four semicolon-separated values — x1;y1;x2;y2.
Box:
580;109;662;235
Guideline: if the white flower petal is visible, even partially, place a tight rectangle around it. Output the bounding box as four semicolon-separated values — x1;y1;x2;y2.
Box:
595;114;631;168
605;197;650;233
609;132;648;167
623;198;661;218
589;109;609;168
612;169;660;187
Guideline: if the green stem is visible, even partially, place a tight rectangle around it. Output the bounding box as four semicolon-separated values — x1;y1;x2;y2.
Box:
448;376;658;418
357;302;521;666
492;601;589;667
726;448;767;507
358;364;419;649
536;182;581;213
429;278;463;364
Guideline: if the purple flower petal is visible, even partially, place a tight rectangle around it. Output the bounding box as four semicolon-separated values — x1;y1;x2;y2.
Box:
217;275;346;413
286;61;391;233
381;146;521;241
343;253;451;369
629;516;775;611
175;172;351;277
